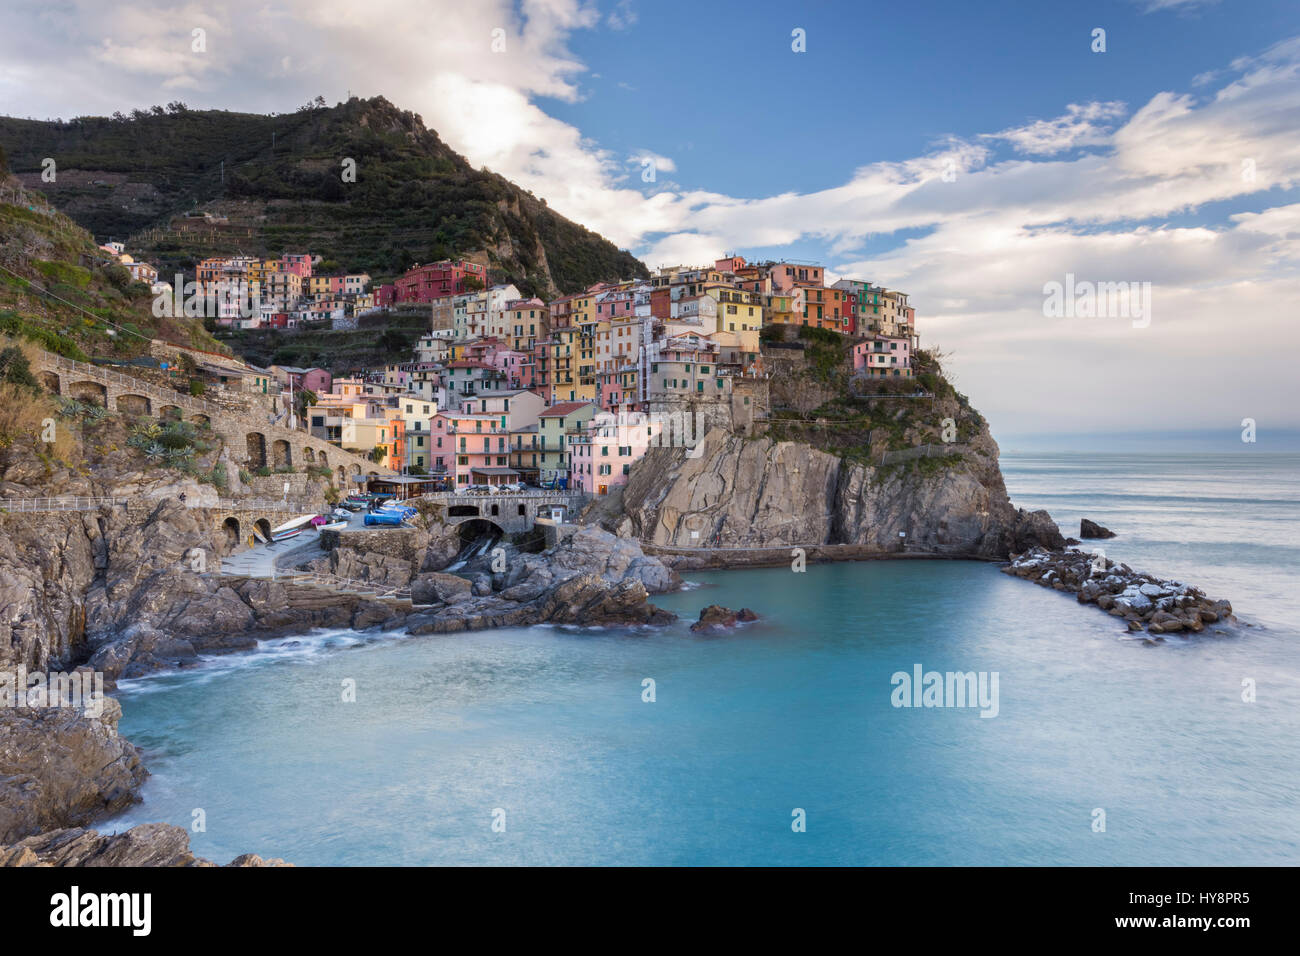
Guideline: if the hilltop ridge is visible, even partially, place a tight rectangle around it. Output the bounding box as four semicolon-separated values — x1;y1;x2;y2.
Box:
0;96;648;298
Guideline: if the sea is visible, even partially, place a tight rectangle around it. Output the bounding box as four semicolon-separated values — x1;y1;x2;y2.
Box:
105;453;1300;865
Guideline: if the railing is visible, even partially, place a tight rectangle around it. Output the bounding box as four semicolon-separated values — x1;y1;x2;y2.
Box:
44;352;226;418
0;496;129;512
214;498;320;513
878;443;971;465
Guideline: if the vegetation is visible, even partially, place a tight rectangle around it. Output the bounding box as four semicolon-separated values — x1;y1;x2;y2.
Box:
0;180;225;360
0;97;648;296
124;418;217;472
218;310;428;371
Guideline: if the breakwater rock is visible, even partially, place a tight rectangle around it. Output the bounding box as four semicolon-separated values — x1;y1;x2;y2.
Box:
1002;547;1236;639
0;823;291;867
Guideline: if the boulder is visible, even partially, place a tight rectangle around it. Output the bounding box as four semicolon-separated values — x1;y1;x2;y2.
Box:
690;605;760;632
410;572;473;606
1080;518;1116;539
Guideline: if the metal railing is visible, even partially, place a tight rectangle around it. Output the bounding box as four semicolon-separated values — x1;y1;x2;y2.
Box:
0;496;129;512
214;498;320;513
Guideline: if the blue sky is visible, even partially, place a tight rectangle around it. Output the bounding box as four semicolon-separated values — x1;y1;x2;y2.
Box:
553;0;1295;206
1;0;1298;446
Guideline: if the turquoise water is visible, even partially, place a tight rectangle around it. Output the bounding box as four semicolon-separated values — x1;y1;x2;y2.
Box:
107;454;1300;865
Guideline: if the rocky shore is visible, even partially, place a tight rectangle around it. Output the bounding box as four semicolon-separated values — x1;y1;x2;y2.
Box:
1002;547;1237;640
0;823;291;867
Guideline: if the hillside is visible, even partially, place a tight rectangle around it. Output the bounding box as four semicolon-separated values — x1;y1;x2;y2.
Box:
0;97;648;297
0;161;223;360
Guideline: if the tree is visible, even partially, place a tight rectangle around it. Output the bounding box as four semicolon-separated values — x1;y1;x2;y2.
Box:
0;347;39;391
369;445;386;464
294;388;317;421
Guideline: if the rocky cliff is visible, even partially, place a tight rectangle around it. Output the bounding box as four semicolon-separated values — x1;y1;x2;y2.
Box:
618;427;1062;562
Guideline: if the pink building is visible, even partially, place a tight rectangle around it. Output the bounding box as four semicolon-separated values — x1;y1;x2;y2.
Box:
767;261;824;293
568;410;659;495
853;336;912;378
280;253;313;278
435;409;515;486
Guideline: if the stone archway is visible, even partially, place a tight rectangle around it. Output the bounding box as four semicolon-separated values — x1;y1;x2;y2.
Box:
336;466;346;484
158;404;183;421
67;381;107;406
222;517;241;548
246;433;267;468
303;446;316;463
271;439;292;469
350;464;361;475
115;393;151;416
38;371;60;394
253;518;273;543
189;413;211;426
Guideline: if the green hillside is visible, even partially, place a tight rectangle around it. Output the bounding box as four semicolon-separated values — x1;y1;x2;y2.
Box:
0;155;224;360
0;97;648;298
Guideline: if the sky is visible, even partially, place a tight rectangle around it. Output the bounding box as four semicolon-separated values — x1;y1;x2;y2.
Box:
1;0;1299;448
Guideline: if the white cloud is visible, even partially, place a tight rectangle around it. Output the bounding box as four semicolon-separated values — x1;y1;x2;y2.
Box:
982;102;1127;155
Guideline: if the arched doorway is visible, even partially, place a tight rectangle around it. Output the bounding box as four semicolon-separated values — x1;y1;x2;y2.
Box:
246;433;267;468
271;439;291;468
222;517;241;548
251;517;273;545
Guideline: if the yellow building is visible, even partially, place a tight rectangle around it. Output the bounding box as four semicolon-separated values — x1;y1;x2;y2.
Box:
704;284;764;335
549;327;579;404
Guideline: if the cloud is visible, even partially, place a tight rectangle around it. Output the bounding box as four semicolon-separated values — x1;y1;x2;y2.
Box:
1134;0;1220;12
981;102;1128;155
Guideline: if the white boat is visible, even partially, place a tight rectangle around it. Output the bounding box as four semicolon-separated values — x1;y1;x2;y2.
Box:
270;514;316;536
320;520;348;531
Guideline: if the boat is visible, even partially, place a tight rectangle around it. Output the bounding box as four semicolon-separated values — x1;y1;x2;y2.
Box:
320;520;349;532
331;508;352;521
364;512;405;527
270;527;302;543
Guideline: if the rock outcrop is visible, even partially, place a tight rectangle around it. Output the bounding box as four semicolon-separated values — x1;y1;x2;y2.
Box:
1080;518;1117;539
620;430;1062;561
406;527;678;633
0;700;146;845
0;823;291;867
690;605;759;632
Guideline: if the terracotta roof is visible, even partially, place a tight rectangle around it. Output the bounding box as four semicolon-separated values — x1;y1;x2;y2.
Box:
539;401;595;418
